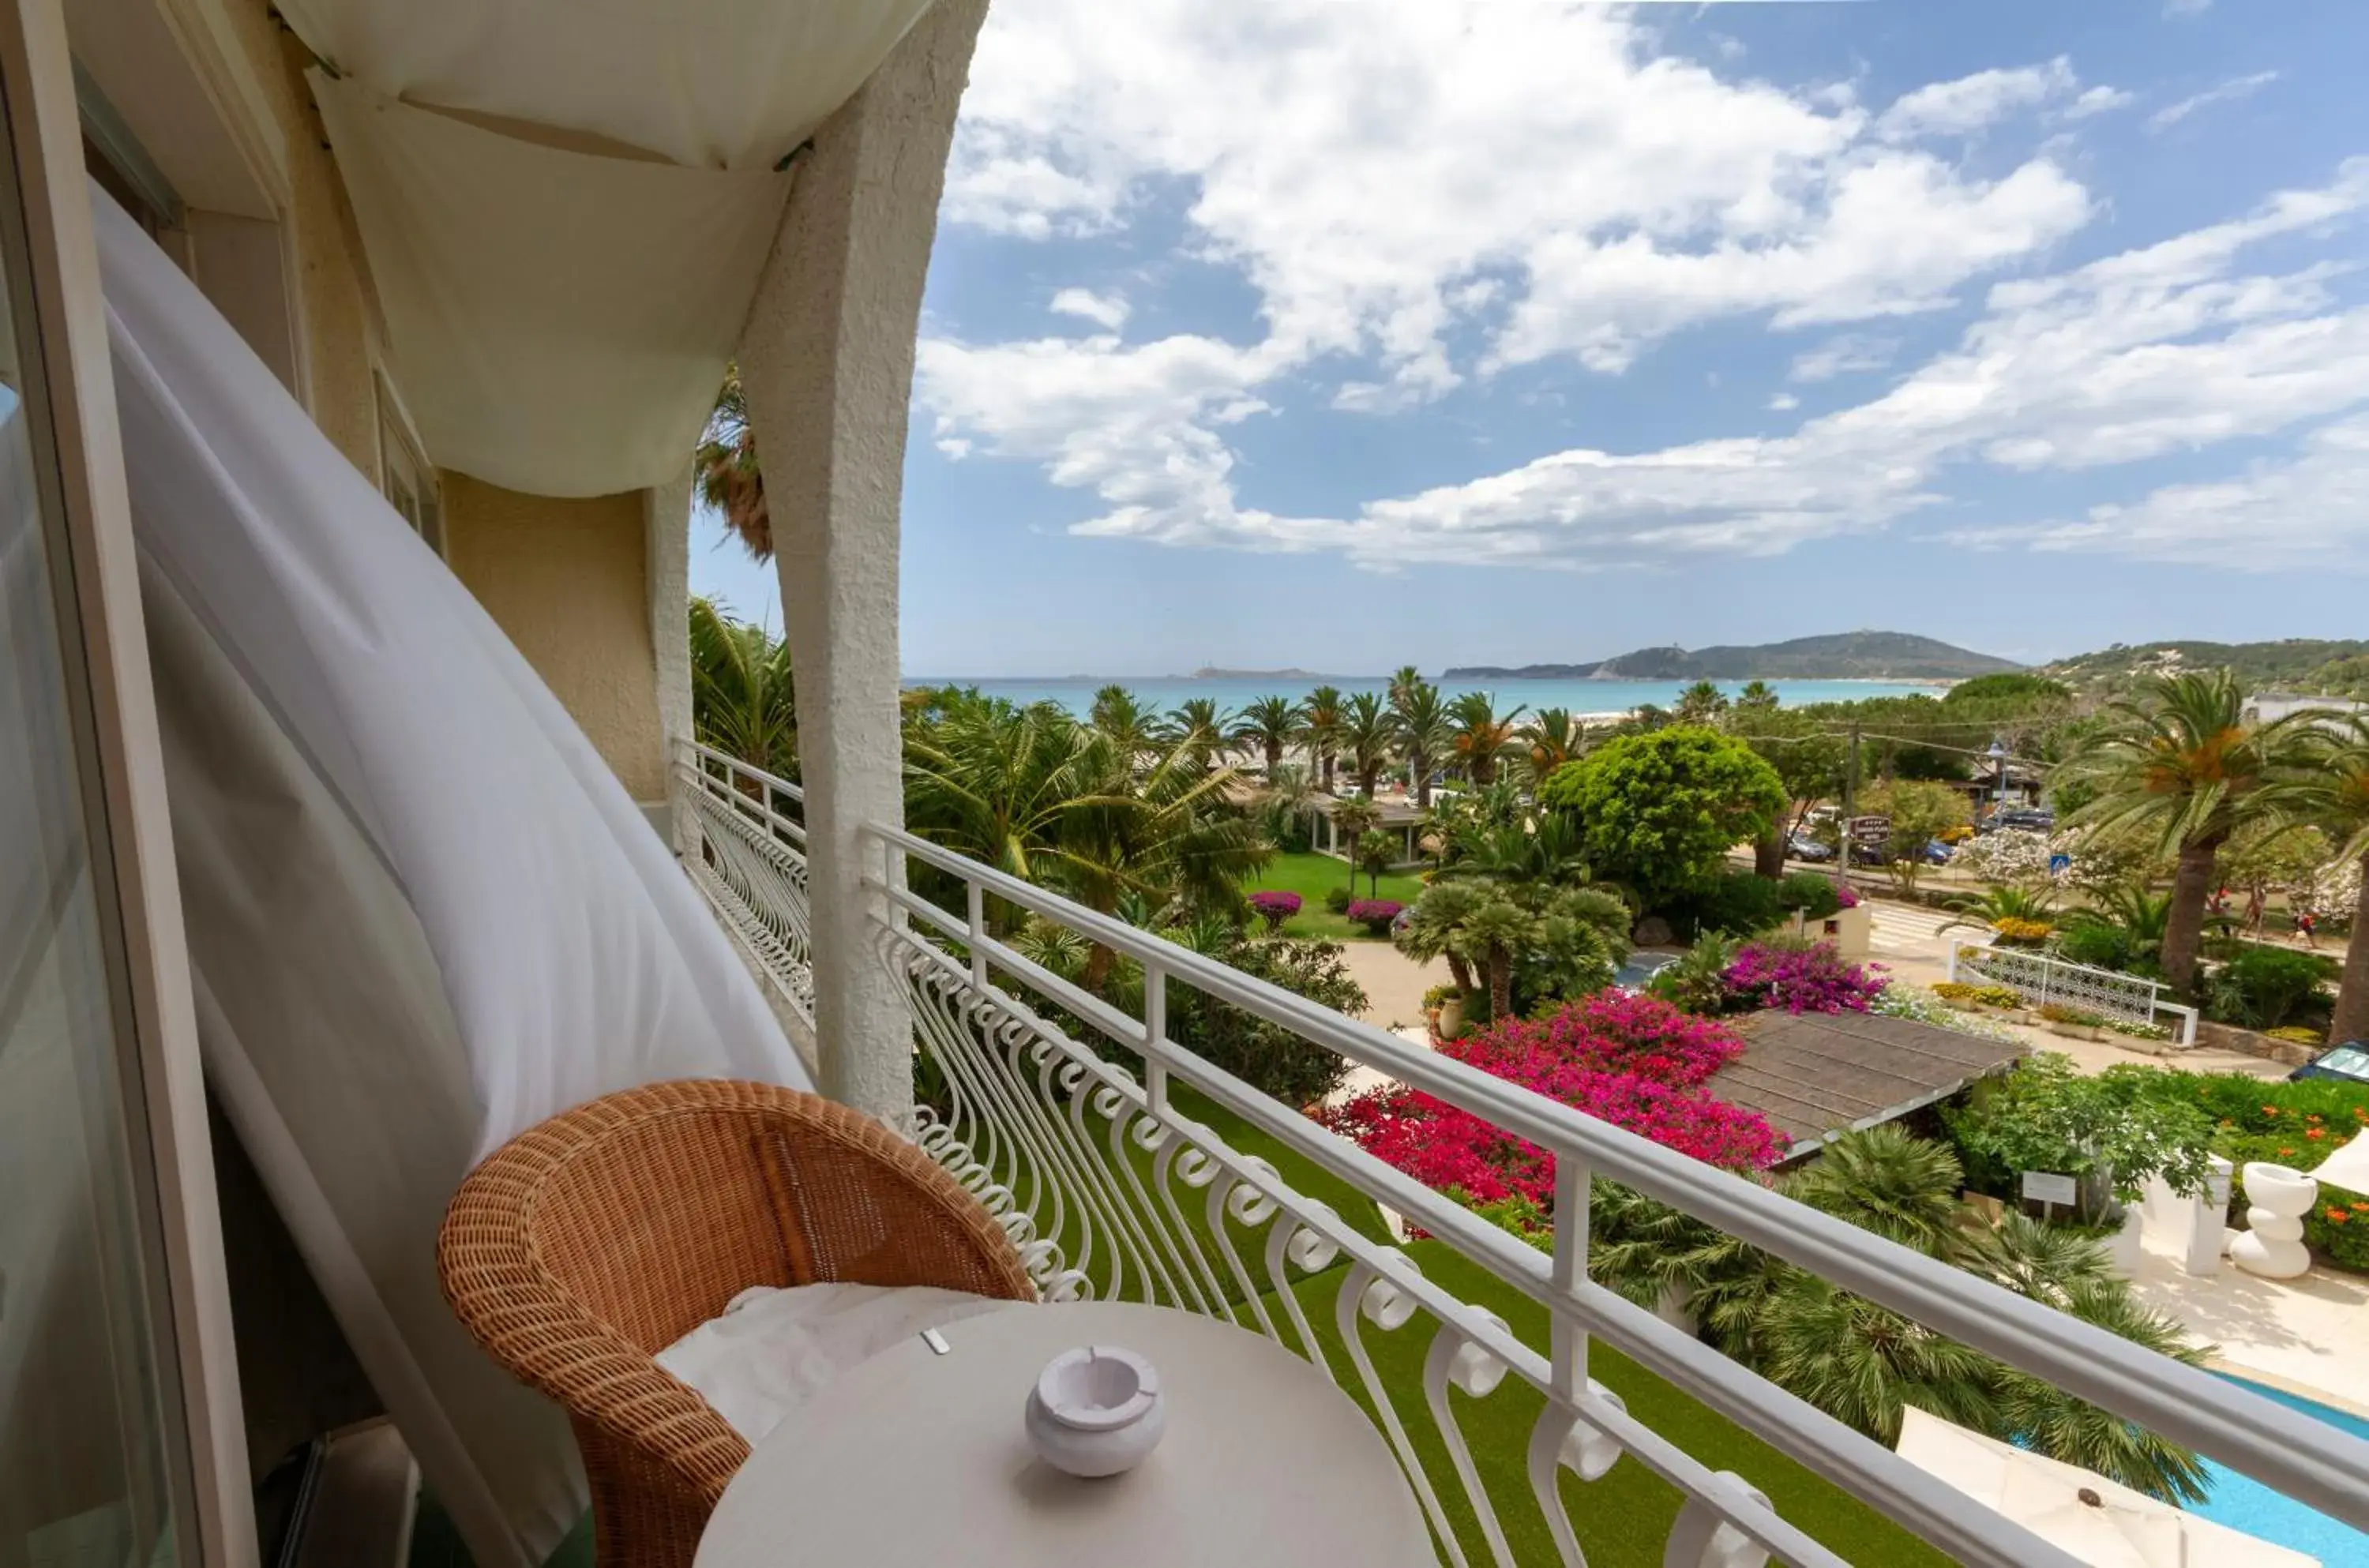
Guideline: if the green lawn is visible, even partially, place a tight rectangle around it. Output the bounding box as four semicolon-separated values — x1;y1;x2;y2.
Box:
1245;850;1429;940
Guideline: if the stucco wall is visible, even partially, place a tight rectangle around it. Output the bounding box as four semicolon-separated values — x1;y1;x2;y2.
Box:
441;473;666;801
214;0;383;475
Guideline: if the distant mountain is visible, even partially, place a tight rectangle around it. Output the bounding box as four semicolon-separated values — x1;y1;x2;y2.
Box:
1445;632;2022;683
2042;639;2369;700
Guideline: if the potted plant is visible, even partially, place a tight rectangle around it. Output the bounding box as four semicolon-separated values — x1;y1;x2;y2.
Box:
1421;982;1464;1041
2038;1002;2108;1041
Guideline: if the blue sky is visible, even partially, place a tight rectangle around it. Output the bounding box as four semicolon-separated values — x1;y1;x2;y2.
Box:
691;0;2369;677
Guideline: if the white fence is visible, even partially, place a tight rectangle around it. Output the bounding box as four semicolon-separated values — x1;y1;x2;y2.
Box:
853;818;2368;1568
1946;941;2200;1045
672;741;814;1036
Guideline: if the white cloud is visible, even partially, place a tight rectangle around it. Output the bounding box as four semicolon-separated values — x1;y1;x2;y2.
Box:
1958;415;2369;570
1049;287;1130;330
2148;70;2279;132
1789;332;1900;383
924;159;2369;572
947;2;2095;396
1874;58;2078;141
2067;85;2137;120
1768;392;1800;411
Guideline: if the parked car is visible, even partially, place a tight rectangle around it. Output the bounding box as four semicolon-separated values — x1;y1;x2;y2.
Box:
1921;839;1954;865
2291;1041;2369;1085
1980;808;2056;835
1787;834;1835;863
1615;952;1680;993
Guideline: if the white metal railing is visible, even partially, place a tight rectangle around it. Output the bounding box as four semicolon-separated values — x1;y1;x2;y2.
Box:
1947;941;2200;1045
672;741;813;1030
852;821;2369;1568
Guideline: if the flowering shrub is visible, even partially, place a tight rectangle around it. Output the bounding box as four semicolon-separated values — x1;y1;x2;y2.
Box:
1247;889;1302;932
1723;941;1886;1015
1320;993;1784;1211
2303;855;2363;928
1345;898;1403;936
1991;916;2055;946
1872;982;2018;1043
1833;883;1860;910
1950;828;2054;886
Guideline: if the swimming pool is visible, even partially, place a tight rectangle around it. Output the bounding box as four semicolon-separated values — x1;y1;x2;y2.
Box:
2192;1375;2369;1565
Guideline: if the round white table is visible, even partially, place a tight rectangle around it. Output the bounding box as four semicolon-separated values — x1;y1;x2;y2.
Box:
694;1300;1437;1568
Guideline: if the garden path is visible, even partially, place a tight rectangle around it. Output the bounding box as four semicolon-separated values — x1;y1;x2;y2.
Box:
1337;938;1452;1032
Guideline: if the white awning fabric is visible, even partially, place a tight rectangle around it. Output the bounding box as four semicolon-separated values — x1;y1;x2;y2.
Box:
96;184;810;1568
276;0;935;171
311;76;788;497
280;0;939;497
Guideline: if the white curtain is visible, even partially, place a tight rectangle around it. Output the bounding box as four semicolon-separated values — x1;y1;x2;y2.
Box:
96;184;811;1568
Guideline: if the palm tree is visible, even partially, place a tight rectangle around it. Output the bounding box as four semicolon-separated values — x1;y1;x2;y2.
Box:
695;366;768;558
1435;813;1590;892
2290;713;2369;1043
1393;879;1482;994
1305;685;1345;793
2057;670;2313;995
1736;679;1781;715
1341;692;1396;798
1387;665;1424;709
688;597;795;777
1233;694;1308;774
1328;797;1380;899
1161;697;1234;770
1395;681;1455;808
1674;680;1729;726
1455;895;1537;1022
1090;685;1161;761
1517;708;1587;790
1449;692;1527;787
1940;884;2059;939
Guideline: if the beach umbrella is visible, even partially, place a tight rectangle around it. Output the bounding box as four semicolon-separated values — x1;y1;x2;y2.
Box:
1894;1407;2319;1568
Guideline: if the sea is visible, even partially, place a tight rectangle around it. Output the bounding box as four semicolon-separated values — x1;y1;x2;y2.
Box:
902;675;1945;721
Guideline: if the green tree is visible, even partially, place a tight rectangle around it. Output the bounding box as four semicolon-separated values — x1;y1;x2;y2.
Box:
1304;685;1345;793
2287;712;2369;1041
1394;681;1456;808
1539;727;1788;909
2056;670;2314;995
1089;685;1160;761
1161;697;1236;770
1449;691;1527;787
1232;694;1308;773
1355;829;1399;900
1732;710;1845;877
695;367;768;558
1341;692;1397;797
1736;679;1781;715
1673;680;1730;726
1858;778;1972;893
1328;797;1380;899
688;597;796;778
1387;665;1424;707
1516;707;1590;791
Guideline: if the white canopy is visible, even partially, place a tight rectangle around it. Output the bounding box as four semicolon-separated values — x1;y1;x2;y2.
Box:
2311;1130;2369;1199
278;0;940;497
1895;1407;2318;1568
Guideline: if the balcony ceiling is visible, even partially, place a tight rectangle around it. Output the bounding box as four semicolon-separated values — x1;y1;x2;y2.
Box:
278;0;940;497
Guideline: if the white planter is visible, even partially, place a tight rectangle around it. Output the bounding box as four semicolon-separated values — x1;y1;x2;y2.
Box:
2105;1207;2145;1277
2228;1163;2318;1281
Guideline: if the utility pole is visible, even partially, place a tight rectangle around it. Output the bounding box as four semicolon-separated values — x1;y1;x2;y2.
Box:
1838;721;1861;890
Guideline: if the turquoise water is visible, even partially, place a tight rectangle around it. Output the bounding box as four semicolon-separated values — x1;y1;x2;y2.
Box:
2193;1375;2369;1563
900;675;1943;720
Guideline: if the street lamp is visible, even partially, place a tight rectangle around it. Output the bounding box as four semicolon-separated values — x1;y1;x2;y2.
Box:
1987;738;2009;812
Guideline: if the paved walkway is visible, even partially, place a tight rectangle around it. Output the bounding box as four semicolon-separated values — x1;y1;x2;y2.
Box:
2127;1234;2369;1420
1336;938;1451;1033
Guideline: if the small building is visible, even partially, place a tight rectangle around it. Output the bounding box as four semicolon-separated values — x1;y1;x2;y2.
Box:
1707;1011;2028;1161
1306;793;1429;866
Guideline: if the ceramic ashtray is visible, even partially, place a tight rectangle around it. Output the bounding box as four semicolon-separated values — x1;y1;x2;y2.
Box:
1023;1345;1166;1478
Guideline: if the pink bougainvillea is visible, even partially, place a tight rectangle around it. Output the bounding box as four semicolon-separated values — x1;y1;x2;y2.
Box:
1723;941;1885;1015
1248;890;1302;931
1345;898;1403;936
1318;992;1785;1210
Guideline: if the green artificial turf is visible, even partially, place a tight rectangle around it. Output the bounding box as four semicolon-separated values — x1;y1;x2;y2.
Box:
1243;850;1430;940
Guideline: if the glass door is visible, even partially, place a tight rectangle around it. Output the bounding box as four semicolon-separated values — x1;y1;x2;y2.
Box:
0;1;244;1564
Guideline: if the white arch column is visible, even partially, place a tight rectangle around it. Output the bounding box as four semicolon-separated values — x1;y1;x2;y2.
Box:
734;0;987;1125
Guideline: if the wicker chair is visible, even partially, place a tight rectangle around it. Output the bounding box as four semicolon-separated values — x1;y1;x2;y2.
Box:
436;1079;1034;1568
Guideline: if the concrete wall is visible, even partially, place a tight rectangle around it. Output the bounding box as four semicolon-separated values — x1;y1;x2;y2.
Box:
441;473;667;801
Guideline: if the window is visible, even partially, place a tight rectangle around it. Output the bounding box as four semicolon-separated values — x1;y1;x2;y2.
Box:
375;373;441;553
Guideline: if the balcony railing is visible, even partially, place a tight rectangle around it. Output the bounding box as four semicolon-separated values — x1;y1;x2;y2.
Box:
1948;940;2201;1045
673;741;813;1037
678;749;2369;1567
